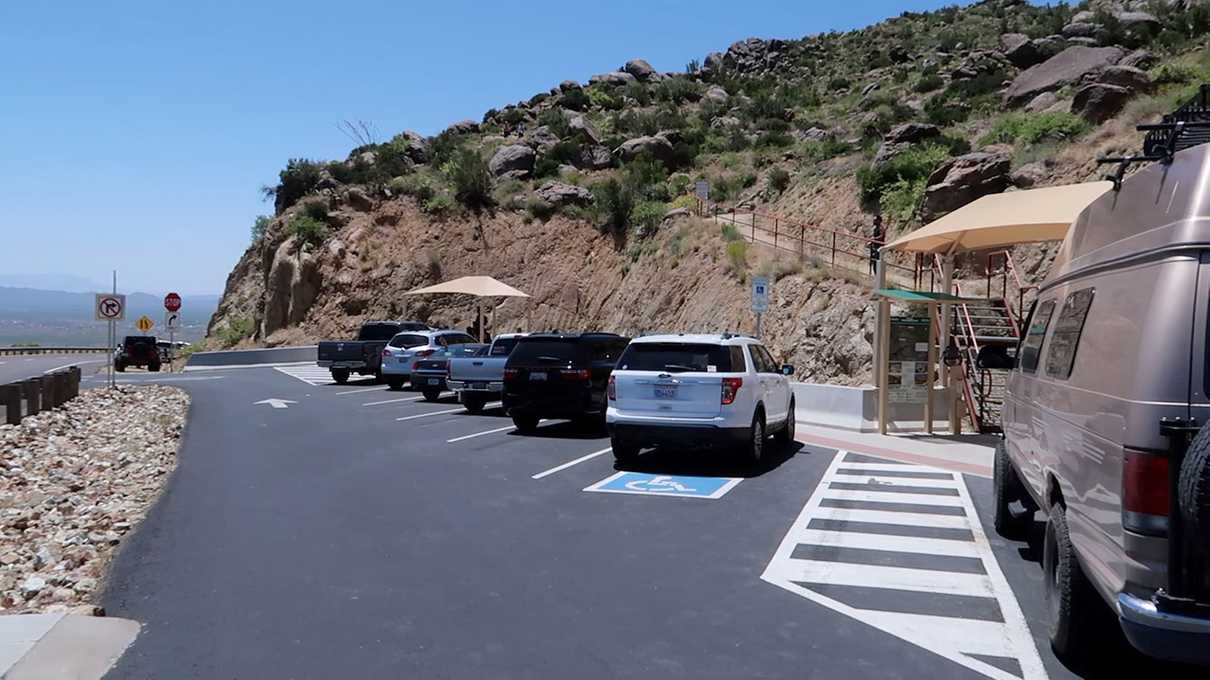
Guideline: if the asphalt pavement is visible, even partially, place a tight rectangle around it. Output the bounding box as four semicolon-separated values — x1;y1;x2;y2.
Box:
97;365;1195;679
0;354;106;383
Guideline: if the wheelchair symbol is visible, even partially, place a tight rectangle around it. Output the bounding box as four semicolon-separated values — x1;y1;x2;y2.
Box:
623;475;698;493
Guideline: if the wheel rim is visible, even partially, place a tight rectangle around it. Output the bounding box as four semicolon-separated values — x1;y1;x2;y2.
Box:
753;420;764;460
787;411;795;439
1044;522;1061;627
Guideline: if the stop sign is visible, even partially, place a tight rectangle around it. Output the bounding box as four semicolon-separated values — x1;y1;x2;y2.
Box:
164;292;182;312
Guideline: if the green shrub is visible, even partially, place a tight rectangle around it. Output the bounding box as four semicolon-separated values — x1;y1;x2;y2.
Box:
857;143;951;204
669;193;698;211
443;148;494;210
800;137;852;163
390;174;436;202
655;76;703;104
721;223;742;242
498;108;527;126
537;109;572;137
525;196;556;222
216;317;254;348
559;88;591;111
251;215;272;241
755;129;794;148
667;173;692;197
630;200;667;236
587;85;623;111
725;240;748;273
828;75;851;90
590;177;635;232
287;214;326;246
879;177;926;224
980;111;1090;146
1151;62;1201;85
269;159;323;212
622;81;652;106
913;73;944;93
422;192;456;216
768;167;791;194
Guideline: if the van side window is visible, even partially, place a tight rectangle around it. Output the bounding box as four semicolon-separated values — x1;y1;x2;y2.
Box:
1018;300;1055;373
729;346;746;372
1045;288;1095;380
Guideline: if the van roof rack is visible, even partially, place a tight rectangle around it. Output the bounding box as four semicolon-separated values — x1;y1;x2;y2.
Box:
1097;84;1210;190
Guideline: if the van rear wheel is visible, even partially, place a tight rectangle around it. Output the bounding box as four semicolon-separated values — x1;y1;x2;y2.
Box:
462;395;486;414
1043;502;1098;662
993;443;1033;539
330;368;350;385
421;389;441;402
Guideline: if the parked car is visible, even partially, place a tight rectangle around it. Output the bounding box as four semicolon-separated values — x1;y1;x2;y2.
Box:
446;333;528;413
606;334;794;464
994;134;1210;665
156;340;188;361
381;330;478;390
410;344;487;402
115;336;160;372
317;321;431;384
502;332;629;432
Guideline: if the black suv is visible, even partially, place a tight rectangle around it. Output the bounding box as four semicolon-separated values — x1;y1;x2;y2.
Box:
116;336;161;372
502;332;630;432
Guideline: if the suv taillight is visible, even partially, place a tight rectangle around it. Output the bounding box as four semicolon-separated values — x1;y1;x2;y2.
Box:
1123;449;1170;536
721;377;742;405
382;348;391;358
415;349;435;358
503;368;519;380
560;369;591;381
608;375;616;400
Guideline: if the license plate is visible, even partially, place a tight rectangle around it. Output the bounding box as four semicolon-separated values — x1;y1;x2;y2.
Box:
427;378;440;385
654;385;678;399
472;382;486;390
530;373;547;381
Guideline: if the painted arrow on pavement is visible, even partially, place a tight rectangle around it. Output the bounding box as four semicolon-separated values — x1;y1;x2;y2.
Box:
254;398;297;409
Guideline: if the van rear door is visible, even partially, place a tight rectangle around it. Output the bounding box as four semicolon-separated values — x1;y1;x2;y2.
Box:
613;343;730;418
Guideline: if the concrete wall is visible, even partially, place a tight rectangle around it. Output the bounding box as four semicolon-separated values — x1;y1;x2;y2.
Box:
185;345;317;368
792;382;952;433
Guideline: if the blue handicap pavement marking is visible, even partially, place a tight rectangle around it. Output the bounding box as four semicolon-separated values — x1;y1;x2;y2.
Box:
584;472;742;499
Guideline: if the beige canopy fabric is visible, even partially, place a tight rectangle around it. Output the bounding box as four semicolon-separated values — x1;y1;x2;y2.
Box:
883;181;1113;254
403;275;529;298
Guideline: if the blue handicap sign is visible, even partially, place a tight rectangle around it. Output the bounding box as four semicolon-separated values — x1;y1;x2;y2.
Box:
584;472;742;499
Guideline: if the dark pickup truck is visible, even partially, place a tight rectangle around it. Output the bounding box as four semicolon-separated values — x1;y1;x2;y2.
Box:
317;320;430;384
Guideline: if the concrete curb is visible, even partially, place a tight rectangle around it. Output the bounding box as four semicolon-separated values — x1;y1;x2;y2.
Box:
0;613;139;679
185;345;317;369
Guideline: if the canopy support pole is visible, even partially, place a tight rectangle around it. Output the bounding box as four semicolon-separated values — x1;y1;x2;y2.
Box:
877;299;891;435
477;303;484;343
940;251;955;387
872;256;887;387
925;301;937;435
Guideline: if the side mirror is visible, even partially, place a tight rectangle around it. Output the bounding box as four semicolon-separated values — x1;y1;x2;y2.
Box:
781;364;795;376
977;346;1016;370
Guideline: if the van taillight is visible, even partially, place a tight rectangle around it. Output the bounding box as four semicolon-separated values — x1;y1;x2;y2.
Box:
1123;449;1170;536
721;377;742;405
608;375;616;400
561;368;591;381
503;368;519;380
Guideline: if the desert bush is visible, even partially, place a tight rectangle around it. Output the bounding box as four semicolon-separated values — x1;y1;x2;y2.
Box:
251;215;272;241
755;129;794;148
422;192;457;216
525;196;557;222
828;75;852;90
587;85;623;111
537;109;572;138
1151;61;1201;85
879;177;926;225
725;240;749;275
390;173;437;202
655;76;704;104
590;177;635;232
721;222;742;242
443;148;494;210
768;167;791;194
980;111;1090;146
857;143;951;203
216;317;255;348
622;81;652;106
269;159;323;212
913;73;944;93
667;173;692;197
630;200;668;237
287;214;327;246
799;138;852;163
559;88;591;111
670;193;698;211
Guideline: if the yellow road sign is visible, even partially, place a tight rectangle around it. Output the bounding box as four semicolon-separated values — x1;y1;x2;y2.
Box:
136;315;154;333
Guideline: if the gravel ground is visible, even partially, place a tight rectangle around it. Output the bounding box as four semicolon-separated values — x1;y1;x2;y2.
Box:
0;385;188;614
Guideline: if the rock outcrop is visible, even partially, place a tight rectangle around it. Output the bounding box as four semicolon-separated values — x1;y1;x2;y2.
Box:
921;152;1011;221
1003;46;1124;106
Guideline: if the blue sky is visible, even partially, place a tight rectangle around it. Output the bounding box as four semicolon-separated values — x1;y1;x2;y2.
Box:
2;0;984;295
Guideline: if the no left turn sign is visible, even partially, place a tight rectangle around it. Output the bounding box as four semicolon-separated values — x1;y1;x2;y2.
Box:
95;293;126;321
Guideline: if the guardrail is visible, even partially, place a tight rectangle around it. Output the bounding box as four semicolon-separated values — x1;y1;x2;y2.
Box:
1;367;82;425
0;347;110;356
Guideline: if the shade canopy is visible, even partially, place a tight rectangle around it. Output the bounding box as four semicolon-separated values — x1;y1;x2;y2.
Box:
403;275;529;298
882;181;1113;254
874;288;985;304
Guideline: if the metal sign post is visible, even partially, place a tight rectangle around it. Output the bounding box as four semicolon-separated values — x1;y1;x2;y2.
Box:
164;292;182;372
94;276;125;390
751;275;769;338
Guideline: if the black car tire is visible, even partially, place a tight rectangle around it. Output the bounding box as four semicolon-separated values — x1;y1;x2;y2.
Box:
114;361;125;373
330;369;350;385
742;412;765;466
149;362;161;373
612;435;639;464
511;413;540;434
1044;502;1098;662
386;377;404;391
422;389;441;402
774;399;796;447
462;395;486;414
1178;424;1210;540
994;442;1034;539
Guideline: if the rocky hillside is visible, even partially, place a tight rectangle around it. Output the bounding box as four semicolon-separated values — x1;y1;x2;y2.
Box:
208;0;1210;384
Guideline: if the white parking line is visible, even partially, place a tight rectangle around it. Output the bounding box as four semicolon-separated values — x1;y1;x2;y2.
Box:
335;386;387;396
364;396;425;406
446;425;518;443
43;359;105;373
531;447;613;480
395;407;466;422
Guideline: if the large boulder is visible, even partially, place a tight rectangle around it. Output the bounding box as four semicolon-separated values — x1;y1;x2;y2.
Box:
702;52;724;74
1010;162;1049;189
1096;64;1152;92
884;122;940;145
921;152;1011;221
1024;91;1060;113
577;145;613;170
445;119;479;136
525;125;561;151
1032;35;1068;60
392;131;430;164
622;59;657;81
1062;21;1104;41
1072;82;1133;123
1119;49;1156;70
589;71;637;87
488;144;536;177
535;181;593;207
1001;33;1043;68
567;114;601;145
950;50;1011;81
1003;46;1124;106
703;85;730;105
614;135;675;164
558;80;581;92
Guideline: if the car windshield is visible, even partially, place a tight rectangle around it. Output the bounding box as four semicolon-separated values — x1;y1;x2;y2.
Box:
617;342;733;372
509;338;579;364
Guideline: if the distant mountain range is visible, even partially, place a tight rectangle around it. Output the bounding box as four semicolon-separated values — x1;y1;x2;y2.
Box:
0;286;219;346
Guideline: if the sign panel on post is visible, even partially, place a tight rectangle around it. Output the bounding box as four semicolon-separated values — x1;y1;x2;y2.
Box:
136;315;154;333
95;294;126;321
694;180;709;201
751;276;770;313
165;311;181;330
164;292;181;312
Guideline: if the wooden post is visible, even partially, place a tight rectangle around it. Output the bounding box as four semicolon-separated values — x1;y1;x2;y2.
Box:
925;302;938;434
22;378;41;416
878;299;891;435
43;373;57;410
1;385;19;425
70;367;81;399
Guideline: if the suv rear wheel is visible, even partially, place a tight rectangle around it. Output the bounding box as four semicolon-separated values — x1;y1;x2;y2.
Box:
511;413;539;434
611;435;639;464
114;360;126;373
993;443;1034;539
330;368;350;385
742;412;765;466
421;388;441;402
148;361;161;372
462;395;486;414
386;377;404;391
774;399;796;447
1044;502;1098;662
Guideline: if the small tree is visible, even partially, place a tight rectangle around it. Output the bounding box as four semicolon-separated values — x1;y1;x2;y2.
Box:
251;215;272;241
444;148;494;211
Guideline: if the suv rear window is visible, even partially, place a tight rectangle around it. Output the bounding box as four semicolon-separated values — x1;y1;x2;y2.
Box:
388;334;428;349
617;343;735;373
509;338;580;364
125;336;155;347
489;337;521;356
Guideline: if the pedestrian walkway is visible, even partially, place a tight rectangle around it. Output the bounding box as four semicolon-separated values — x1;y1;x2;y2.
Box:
762;451;1047;680
274;364;340;386
0;613;139;679
796;424;998;477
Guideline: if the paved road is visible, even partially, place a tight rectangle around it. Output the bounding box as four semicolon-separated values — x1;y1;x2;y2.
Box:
0;354;106;383
100;366;1195;679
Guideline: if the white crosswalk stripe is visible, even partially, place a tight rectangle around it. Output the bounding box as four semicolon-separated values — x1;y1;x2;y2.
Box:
762;451;1047;680
274;364;343;386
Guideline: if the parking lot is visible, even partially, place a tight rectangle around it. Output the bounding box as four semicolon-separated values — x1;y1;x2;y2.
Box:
94;364;1197;679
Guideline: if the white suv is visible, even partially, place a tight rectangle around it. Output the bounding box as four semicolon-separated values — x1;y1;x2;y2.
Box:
606;334;795;464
